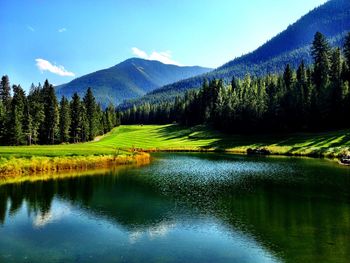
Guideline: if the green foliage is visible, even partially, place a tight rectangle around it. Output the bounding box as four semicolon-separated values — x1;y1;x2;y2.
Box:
0;79;120;146
0;75;11;111
70;93;82;143
8;85;26;145
42;80;59;144
312;32;331;90
83;87;98;141
344;32;350;82
28;83;45;144
59;96;71;143
0;101;5;143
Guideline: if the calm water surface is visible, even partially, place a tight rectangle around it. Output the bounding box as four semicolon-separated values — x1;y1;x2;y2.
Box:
0;153;350;263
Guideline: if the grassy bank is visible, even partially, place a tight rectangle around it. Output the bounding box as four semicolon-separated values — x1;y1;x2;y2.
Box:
82;124;349;158
0;153;150;178
0;124;349;176
0;165;138;186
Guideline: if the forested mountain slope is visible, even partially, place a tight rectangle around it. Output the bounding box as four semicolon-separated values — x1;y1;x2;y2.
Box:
122;0;350;107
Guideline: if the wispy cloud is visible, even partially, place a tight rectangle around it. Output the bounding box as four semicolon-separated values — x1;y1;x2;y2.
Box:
132;47;148;59
33;203;71;228
131;47;182;66
27;25;35;32
35;58;75;77
58;28;67;33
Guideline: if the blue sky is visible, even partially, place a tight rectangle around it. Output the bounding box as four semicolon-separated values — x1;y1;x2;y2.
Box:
0;0;327;90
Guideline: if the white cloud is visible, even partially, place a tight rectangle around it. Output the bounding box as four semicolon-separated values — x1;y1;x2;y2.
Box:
35;58;75;77
132;47;148;59
131;47;182;66
33;203;71;228
27;25;35;32
58;28;67;33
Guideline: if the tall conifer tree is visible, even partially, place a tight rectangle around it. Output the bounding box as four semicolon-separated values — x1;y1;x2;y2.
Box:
83;88;97;141
9;85;26;145
0;75;11;110
42;80;59;144
59;96;71;143
70;93;82;143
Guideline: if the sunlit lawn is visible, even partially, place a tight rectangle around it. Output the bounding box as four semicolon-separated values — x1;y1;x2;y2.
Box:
0;124;349;158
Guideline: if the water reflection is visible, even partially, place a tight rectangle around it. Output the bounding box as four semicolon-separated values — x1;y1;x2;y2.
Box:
0;153;349;262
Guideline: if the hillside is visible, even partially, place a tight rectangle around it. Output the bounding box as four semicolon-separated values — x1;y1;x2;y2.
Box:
122;0;350;107
55;58;211;106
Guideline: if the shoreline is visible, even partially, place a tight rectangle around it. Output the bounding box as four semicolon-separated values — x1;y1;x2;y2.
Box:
0;152;150;179
137;147;349;165
1;122;349;182
0;145;348;184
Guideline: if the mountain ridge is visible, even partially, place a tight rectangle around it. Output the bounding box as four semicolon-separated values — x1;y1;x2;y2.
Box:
121;0;350;108
55;58;212;106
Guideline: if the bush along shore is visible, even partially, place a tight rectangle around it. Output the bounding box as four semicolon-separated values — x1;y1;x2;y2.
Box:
0;152;150;178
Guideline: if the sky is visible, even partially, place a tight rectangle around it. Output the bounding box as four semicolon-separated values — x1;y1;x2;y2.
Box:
0;0;328;91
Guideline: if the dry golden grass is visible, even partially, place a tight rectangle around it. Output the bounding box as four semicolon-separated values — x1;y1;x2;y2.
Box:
0;152;150;178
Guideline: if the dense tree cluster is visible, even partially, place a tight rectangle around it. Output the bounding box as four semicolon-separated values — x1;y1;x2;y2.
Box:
0;80;120;145
121;32;350;133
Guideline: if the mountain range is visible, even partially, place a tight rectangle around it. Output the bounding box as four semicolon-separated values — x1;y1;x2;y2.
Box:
55;58;211;106
56;0;350;108
122;0;350;108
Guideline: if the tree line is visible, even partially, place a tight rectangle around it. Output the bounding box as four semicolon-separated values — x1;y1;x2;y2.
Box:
0;79;120;145
121;32;350;133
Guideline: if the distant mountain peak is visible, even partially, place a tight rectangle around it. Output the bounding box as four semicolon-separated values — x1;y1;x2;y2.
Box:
55;58;212;107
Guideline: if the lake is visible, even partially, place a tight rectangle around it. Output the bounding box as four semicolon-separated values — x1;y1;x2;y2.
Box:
0;153;350;263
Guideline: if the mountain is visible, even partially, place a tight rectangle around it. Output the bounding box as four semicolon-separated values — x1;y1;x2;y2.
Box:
55;58;211;106
122;0;350;108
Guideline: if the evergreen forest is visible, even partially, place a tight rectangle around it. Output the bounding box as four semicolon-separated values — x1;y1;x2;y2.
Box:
121;32;350;133
0;80;119;145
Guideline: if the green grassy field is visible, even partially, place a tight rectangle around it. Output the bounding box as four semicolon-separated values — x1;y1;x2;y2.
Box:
1;124;350;158
104;125;350;158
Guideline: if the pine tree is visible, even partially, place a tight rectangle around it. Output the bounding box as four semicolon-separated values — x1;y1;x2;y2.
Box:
104;104;116;132
296;61;309;125
42;80;59;144
311;32;331;90
80;104;89;142
9;85;26;145
341;61;349;82
311;32;331;126
70;93;82;143
28;83;45;144
283;64;294;89
23;98;33;145
330;48;344;125
83;88;97;141
0;101;5;143
95;104;104;135
231;76;238;90
59;96;71;143
343;32;350;82
0;75;11;110
330;48;342;87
